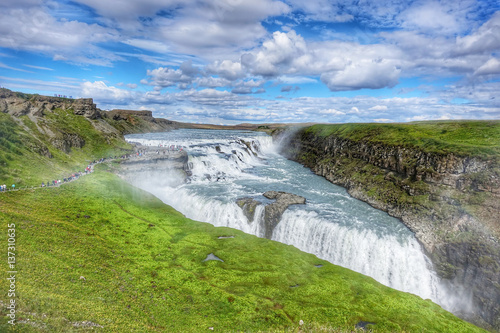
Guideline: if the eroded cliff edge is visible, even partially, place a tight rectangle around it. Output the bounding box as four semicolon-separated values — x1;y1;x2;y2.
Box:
276;122;500;330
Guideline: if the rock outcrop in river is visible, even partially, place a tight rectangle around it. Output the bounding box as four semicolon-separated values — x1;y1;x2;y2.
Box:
237;191;306;239
276;124;500;330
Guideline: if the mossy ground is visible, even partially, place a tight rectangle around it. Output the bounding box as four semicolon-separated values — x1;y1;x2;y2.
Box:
0;168;486;332
305;121;500;159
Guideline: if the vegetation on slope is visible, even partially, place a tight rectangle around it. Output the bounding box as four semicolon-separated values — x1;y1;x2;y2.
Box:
0;169;486;332
297;121;500;238
0;95;490;331
0;109;131;188
305;121;500;159
283;121;500;330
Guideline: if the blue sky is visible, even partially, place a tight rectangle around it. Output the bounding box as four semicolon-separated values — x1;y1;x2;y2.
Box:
1;0;499;124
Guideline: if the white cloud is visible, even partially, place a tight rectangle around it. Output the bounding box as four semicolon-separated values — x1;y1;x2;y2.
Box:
242;30;308;76
0;6;122;66
231;86;254;94
80;81;135;104
369;105;388;111
319;108;345;115
195;77;231;88
0;75;80;93
474;58;500;76
278;76;317;84
144;61;198;89
123;39;170;53
23;64;54;71
399;1;461;35
321;59;400;91
286;0;354;22
0;62;34;73
455;12;500;56
206;60;245;80
213;30;406;91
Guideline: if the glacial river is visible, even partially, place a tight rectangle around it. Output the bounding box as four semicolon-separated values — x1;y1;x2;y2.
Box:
125;128;470;313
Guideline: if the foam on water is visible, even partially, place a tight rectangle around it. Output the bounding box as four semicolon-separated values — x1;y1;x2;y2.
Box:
125;129;472;314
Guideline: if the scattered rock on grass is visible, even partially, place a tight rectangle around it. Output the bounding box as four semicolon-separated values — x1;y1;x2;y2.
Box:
356;321;376;330
203;253;224;262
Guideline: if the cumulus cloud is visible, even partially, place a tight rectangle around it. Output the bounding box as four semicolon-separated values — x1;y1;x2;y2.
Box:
145;67;191;88
208;30;406;92
242;30;308;76
144;60;199;89
2;0;499;124
398;1;462;35
321;59;401;91
195;77;232;88
206;60;245;80
85;84;500;124
151;0;290;58
80;81;135;104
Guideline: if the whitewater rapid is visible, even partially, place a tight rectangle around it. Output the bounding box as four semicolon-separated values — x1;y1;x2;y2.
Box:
125;129;470;313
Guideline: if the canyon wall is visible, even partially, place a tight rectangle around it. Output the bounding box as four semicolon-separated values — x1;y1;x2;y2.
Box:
277;125;500;330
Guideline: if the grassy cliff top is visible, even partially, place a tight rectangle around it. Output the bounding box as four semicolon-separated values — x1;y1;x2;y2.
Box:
304;120;500;158
0;108;131;187
0;170;485;332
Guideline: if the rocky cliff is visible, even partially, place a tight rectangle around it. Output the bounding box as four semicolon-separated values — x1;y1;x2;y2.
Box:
0;88;177;156
277;123;500;330
101;109;175;134
237;191;306;239
0;88;176;135
0;88;99;119
0;88;177;187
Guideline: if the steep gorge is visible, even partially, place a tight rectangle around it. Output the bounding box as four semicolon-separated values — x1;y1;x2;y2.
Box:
277;124;500;330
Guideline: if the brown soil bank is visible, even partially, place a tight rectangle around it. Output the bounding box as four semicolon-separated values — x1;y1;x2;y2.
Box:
275;121;500;331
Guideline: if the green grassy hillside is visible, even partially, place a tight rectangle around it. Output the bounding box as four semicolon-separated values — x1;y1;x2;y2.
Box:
0;101;489;331
305;121;500;159
0;169;485;332
0;109;131;188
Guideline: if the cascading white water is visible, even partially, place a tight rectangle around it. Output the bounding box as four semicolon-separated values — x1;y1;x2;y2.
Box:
125;129;470;314
273;210;440;298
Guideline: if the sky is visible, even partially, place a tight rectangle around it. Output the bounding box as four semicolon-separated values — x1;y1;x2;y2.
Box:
1;0;500;124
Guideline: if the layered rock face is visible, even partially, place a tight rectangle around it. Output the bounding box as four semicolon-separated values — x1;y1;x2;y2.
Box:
0;88;177;157
101;109;175;134
262;191;306;239
0;88;99;119
279;129;500;330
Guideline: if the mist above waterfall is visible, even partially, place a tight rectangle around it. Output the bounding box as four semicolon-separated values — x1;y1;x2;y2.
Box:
124;129;473;316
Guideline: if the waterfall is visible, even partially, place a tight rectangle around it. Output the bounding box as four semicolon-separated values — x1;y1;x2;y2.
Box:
125;129;471;314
